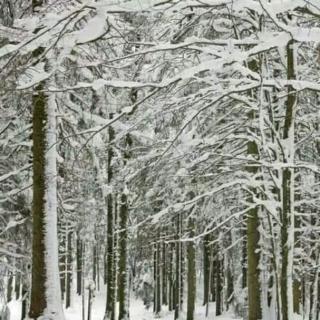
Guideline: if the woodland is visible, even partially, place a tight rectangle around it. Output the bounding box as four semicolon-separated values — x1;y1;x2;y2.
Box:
0;0;320;320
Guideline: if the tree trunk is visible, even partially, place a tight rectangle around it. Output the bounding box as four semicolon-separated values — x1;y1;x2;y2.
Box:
21;281;28;320
28;66;64;319
162;236;167;306
168;242;174;311
215;255;223;316
82;243;86;320
59;230;66;300
87;287;92;320
15;270;21;300
6;273;13;303
77;233;82;295
241;229;247;289
105;113;115;320
28;1;64;318
186;217;196;320
118;193;129;320
246;58;262;320
211;253;216;302
280;39;296;320
203;233;211;305
93;243;97;285
174;214;181;320
247;203;262;320
156;238;162;315
66;229;72;309
226;264;234;311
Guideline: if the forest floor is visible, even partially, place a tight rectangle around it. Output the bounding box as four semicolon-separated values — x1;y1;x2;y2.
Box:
8;287;240;320
7;290;306;320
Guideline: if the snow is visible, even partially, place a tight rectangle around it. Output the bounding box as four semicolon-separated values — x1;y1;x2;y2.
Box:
68;15;108;45
8;288;242;320
17;63;51;90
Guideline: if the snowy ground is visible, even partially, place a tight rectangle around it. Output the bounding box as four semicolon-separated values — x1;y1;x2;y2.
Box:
8;288;241;320
7;291;306;320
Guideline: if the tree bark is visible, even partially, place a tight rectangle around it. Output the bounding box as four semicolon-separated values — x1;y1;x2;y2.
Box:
105;113;115;320
118;193;129;320
28;1;64;318
203;233;211;305
174;214;181;320
6;273;13;302
162;236;167;306
66;229;72;309
280;39;296;320
246;58;262;320
215;255;223;316
77;233;82;295
29;82;64;319
186;217;196;320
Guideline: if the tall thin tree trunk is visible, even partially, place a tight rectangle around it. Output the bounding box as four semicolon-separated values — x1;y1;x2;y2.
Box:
174;214;181;320
77;232;82;295
6;273;13;303
179;216;184;310
156;238;162;315
246;58;262;320
21;281;27;320
215;254;223;316
28;43;64;319
211;252;216;302
168;242;174;311
87;286;92;320
203;233;211;306
82;243;86;320
280;39;296;320
241;228;247;289
59;230;66;300
29;79;47;318
186;215;196;320
118;193;129;320
105;113;115;320
162;235;167;306
15;269;21;300
28;0;64;317
93;243;97;285
66;228;72;309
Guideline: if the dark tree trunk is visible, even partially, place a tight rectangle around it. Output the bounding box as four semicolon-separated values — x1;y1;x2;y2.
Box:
241;228;247;289
21;282;28;320
29;78;47;318
186;217;196;320
28;3;63;318
15;271;21;300
87;287;92;320
162;237;167;306
168;242;174;311
226;264;234;310
93;243;97;285
6;273;13;302
105;113;115;320
211;254;216;302
118;193;129;320
246;58;262;320
280;38;296;320
174;214;181;320
215;255;223;316
66;229;72;309
59;232;66;301
203;233;211;306
77;234;82;295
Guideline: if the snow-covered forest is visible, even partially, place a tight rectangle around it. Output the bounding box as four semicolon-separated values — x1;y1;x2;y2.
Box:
1;0;320;320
